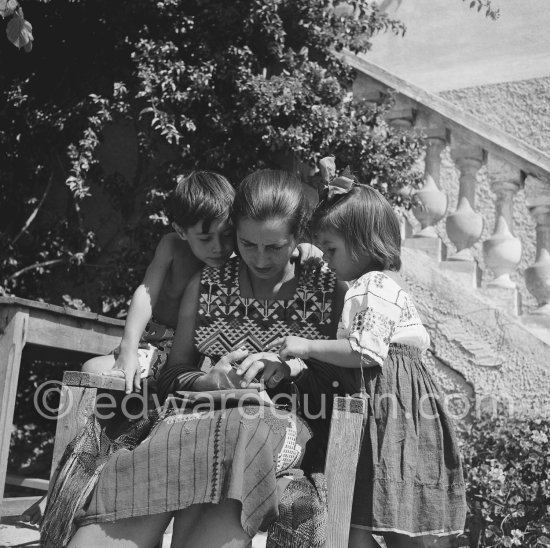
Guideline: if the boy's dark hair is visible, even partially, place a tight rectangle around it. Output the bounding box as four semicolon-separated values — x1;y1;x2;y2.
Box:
232;170;310;240
172;171;235;232
312;184;402;271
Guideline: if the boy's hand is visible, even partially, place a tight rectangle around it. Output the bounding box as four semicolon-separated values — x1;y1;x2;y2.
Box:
296;243;323;260
105;351;141;394
265;336;311;361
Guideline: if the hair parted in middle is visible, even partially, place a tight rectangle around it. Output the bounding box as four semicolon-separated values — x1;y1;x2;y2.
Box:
232;169;310;240
312;183;402;272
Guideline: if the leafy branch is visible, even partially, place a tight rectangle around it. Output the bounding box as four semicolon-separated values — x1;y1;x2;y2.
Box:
464;0;500;20
1;0;33;51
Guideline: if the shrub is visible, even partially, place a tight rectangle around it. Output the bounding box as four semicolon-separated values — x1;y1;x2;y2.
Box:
458;415;550;547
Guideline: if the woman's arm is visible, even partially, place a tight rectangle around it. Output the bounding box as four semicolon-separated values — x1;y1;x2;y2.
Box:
157;272;202;400
158;271;250;399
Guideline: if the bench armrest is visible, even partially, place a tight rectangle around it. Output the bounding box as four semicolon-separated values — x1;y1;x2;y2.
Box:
325;395;366;548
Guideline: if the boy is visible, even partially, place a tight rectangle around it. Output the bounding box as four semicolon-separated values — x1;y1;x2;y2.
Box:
83;170;236;394
21;171;235;526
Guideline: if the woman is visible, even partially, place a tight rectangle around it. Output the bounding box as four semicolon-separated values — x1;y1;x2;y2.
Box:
56;170;359;548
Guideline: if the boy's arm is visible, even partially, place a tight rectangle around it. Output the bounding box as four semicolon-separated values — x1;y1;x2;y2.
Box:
113;235;175;393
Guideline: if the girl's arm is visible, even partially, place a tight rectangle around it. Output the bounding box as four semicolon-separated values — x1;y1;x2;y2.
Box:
266;336;377;368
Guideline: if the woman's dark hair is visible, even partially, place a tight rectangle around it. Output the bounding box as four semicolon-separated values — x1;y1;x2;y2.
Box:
312;185;402;271
232;170;309;239
172;171;235;232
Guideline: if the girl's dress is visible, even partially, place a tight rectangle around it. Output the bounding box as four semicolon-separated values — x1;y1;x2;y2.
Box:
339;271;466;536
46;256;341;544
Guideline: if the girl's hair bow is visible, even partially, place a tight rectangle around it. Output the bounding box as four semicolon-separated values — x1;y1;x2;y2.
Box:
319;156;356;201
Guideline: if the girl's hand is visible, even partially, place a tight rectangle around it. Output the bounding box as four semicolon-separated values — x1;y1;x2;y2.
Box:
265;336;311;361
105;351;141;394
235;352;290;388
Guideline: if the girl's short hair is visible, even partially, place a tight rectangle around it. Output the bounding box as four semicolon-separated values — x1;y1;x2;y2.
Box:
312;185;402;271
232;170;309;239
173;171;235;232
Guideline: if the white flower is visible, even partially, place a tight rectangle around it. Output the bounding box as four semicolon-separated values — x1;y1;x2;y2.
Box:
510;529;524;546
531;430;548;444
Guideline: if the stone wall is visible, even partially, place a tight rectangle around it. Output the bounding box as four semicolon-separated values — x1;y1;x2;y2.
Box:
401;247;550;419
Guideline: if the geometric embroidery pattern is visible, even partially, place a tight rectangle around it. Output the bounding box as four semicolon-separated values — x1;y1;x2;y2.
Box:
352;307;395;346
338;270;430;366
195;256;336;361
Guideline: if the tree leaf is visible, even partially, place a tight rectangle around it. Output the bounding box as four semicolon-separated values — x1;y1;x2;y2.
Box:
6;13;33;49
0;0;18;19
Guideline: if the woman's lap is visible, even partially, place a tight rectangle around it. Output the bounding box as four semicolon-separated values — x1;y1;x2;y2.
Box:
78;404;311;538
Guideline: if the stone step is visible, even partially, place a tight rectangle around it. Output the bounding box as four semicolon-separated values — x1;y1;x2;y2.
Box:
0;521;40;547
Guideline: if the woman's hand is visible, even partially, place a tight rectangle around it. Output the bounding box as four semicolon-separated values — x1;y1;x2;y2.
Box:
193;348;250;391
235;352;291;389
265;336;311;361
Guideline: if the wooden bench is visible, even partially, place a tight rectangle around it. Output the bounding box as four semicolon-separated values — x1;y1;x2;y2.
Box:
1;297;365;547
0;296;124;518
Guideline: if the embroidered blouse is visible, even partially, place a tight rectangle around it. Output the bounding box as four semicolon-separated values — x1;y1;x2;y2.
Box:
163;255;337;393
337;271;430;367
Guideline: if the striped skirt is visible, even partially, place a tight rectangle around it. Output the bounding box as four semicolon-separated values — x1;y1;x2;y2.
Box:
77;404;311;537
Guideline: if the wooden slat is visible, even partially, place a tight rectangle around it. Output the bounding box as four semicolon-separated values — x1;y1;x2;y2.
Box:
26;314;122;354
0;296;124;327
0;310;28;518
5;475;49;492
325;395;366;548
62;371;126;391
342;51;550;181
0;496;42;518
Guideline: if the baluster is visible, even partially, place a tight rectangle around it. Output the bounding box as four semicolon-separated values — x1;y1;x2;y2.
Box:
386;98;414;131
413;129;448;237
481;157;523;314
403;113;448;261
440;138;484;286
447;140;485;259
524;175;550;317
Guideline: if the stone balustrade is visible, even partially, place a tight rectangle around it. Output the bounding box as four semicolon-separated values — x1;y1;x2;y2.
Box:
342;51;550;335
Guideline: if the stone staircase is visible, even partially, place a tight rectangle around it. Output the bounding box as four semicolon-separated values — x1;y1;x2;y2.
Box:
400;247;550;419
338;51;550;414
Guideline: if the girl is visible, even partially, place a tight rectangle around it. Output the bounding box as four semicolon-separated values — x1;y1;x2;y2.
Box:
267;179;467;548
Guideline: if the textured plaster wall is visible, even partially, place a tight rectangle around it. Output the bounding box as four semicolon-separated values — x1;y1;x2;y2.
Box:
440;77;550;155
401;247;550;419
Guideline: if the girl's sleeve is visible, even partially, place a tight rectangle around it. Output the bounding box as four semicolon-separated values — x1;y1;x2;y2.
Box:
339;273;402;366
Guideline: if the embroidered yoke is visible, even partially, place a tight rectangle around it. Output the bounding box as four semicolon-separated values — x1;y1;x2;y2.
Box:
194;256;336;360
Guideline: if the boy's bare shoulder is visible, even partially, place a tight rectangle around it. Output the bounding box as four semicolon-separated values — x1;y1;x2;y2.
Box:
156;232;194;260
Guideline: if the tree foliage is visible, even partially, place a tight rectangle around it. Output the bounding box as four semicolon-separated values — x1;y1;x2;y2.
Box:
1;0;424;314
